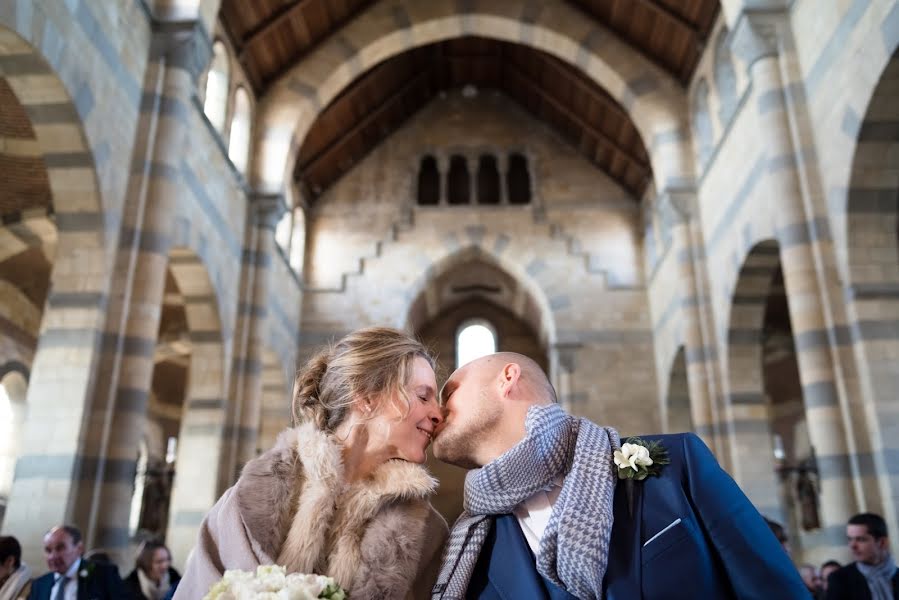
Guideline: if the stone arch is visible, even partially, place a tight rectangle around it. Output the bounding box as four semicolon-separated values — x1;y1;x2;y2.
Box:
253;0;689;195
725;240;800;529
404;244;556;349
164;247;228;570
843;46;899;534
0;24;112;547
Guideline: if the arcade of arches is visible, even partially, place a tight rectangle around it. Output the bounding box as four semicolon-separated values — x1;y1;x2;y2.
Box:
0;0;897;572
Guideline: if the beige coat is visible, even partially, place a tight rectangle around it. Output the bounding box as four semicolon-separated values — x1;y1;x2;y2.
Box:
175;423;448;599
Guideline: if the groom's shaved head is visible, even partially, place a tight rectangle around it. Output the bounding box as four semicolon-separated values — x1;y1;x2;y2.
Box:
433;352;556;468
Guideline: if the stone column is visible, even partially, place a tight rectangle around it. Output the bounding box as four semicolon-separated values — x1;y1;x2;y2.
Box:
467;156;478;205
226;193;286;477
437;155;449;206
498;153;510;205
659;191;730;466
78;18;210;562
732;11;858;547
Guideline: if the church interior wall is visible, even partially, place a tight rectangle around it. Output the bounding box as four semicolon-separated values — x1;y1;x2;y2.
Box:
302;91;659;433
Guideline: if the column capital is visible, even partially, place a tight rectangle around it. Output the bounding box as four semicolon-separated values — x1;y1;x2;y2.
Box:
249;192;288;229
148;15;213;81
656;187;698;225
730;9;789;67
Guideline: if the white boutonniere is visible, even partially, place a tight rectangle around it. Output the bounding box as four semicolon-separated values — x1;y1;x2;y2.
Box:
614;438;670;516
614;439;669;480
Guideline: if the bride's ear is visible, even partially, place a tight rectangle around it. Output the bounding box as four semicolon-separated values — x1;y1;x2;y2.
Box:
352;393;375;417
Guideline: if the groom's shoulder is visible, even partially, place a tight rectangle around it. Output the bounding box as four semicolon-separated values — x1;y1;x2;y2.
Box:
623;432;715;466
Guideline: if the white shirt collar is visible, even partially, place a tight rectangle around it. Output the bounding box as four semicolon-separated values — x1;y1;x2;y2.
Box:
57;557;81;581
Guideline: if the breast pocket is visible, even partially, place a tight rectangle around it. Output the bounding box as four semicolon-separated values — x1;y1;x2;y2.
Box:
641;515;716;599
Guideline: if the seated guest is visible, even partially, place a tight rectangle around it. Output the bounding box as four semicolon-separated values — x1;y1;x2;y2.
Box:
799;564;822;598
0;536;31;600
825;513;897;600
820;560;841;594
27;525;125;600
124;541;180;600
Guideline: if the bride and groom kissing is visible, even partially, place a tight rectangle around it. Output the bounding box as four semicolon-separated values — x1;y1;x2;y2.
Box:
175;327;808;599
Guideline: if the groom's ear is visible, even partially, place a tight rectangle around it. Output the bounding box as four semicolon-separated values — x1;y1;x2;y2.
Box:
498;362;522;398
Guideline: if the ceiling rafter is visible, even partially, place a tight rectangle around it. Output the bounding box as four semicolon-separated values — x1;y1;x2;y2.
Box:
297;68;432;182
238;0;313;56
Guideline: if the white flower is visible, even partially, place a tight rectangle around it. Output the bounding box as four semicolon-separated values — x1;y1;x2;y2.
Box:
614;442;654;471
203;565;345;600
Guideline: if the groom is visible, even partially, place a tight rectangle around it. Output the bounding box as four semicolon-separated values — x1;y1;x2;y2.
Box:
430;352;807;599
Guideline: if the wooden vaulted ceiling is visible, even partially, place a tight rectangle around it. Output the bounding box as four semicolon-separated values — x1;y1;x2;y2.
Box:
219;0;720;199
296;37;652;199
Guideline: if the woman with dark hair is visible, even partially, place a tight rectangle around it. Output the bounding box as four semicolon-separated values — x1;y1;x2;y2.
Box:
175;327;448;599
124;541;180;600
0;536;31;600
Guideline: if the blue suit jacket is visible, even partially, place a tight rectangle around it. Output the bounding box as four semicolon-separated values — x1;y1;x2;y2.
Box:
27;560;125;600
467;433;809;599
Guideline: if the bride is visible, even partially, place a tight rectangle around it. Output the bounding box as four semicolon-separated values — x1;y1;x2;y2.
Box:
175;327;448;599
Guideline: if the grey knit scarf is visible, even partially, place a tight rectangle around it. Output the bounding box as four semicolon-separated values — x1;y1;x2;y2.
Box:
432;403;621;600
856;554;897;600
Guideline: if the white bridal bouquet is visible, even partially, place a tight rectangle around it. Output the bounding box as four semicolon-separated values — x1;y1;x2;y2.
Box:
203;565;347;600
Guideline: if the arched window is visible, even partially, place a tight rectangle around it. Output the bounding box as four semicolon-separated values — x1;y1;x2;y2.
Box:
456;320;497;368
691;79;714;169
228;87;251;173
203;41;230;134
477;154;500;205
507;153;531;204
714;30;738;127
447;155;470;205
417;155;439;205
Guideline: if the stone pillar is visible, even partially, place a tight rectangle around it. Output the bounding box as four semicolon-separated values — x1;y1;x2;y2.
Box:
659;191;730;466
467;156;478;205
732;11;858;548
498;153;510;205
437;155;449;206
78;17;210;562
226;193;286;477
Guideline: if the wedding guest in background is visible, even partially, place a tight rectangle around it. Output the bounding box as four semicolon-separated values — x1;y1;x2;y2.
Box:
820;560;842;594
27;525;125;600
124;541;180;600
799;564;822;598
0;536;31;600
825;513;897;600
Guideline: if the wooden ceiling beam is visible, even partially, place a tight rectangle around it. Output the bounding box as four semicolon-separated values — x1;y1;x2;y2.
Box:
504;63;650;174
632;0;700;38
238;0;314;56
296;68;433;181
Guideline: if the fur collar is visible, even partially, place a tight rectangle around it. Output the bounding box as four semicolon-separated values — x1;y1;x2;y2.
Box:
236;422;439;593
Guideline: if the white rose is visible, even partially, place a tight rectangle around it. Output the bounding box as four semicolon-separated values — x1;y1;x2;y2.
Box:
614;443;654;471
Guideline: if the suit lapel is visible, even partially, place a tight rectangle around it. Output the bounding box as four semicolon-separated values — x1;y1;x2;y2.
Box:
604;480;644;600
488;515;550;600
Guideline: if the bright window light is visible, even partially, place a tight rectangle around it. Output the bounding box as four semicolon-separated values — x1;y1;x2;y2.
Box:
456;321;497;368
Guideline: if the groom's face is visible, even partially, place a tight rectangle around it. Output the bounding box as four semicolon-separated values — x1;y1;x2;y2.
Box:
432;359;502;469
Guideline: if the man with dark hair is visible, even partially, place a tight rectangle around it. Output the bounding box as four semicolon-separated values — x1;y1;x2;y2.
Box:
27;525;125;600
0;536;32;600
825;513;898;600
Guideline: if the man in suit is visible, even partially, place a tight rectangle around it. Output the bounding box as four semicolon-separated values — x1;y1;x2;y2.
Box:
825;513;897;600
430;352;808;599
28;525;125;600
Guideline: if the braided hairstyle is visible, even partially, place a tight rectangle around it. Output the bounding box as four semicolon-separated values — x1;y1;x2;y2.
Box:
291;327;436;432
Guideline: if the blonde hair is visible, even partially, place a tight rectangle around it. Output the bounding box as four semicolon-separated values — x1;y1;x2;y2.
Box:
291;327;436;431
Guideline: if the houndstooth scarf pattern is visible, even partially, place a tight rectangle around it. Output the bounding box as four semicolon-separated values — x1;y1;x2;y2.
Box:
432;403;621;600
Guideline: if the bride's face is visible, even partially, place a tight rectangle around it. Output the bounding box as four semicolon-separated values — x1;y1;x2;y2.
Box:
367;356;442;464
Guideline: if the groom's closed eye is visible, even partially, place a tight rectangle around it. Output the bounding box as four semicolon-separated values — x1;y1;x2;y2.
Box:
440;382;456;406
